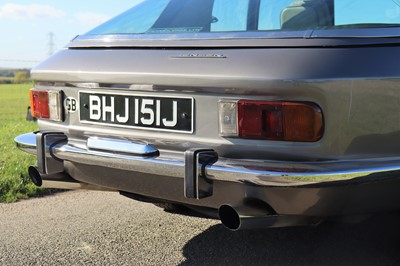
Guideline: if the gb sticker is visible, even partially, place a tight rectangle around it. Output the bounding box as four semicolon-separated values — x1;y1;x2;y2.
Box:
64;97;78;113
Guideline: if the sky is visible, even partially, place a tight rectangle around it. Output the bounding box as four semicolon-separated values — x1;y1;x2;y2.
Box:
0;1;142;69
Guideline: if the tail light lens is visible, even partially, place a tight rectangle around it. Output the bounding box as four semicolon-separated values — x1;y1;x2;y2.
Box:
219;100;323;142
30;88;62;121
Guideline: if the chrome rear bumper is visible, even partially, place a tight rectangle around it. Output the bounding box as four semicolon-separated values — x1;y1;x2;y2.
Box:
15;131;400;222
15;132;400;187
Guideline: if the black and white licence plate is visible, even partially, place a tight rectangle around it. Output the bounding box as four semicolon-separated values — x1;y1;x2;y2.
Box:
79;92;194;133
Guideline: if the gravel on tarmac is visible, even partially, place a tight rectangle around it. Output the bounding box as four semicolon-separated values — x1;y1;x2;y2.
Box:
1;190;400;265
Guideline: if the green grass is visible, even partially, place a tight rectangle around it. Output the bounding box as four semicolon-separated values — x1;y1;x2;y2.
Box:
0;84;44;202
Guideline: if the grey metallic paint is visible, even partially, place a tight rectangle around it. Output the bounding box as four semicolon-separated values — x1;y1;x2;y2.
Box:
17;32;400;223
32;44;400;160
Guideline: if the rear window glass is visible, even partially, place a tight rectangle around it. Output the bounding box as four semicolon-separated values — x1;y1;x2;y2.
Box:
335;0;400;26
85;0;400;36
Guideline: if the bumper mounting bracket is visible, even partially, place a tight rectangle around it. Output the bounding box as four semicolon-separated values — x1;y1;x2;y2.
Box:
184;149;218;199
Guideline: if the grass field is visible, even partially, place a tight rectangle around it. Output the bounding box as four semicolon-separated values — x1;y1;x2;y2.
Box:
0;84;43;202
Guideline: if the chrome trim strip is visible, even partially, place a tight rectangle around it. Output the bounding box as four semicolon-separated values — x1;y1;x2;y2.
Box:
74;27;400;43
87;137;158;156
74;31;309;42
66;27;400;50
15;132;400;187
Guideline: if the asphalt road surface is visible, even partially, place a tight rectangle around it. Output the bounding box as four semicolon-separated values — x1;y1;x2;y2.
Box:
1;190;400;265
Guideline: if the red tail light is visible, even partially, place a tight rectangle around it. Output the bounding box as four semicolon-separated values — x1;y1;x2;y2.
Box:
30;90;50;119
219;100;323;142
30;88;62;121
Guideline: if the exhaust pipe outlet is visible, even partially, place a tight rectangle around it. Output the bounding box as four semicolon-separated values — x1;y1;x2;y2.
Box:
219;204;273;231
27;166;114;191
28;166;43;187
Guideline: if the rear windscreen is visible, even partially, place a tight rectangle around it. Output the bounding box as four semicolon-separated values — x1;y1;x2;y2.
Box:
84;0;400;36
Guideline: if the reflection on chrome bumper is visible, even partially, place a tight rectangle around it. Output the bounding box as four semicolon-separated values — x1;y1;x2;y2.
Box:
15;132;400;187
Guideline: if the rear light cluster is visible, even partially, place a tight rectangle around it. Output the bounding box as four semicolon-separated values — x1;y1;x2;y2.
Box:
30;88;63;121
219;100;323;142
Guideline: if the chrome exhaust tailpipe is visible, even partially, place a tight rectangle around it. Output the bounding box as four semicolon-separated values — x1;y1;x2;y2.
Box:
219;204;274;231
28;166;43;187
28;166;114;191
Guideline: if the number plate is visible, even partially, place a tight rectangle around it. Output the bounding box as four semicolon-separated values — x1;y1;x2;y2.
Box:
79;92;194;133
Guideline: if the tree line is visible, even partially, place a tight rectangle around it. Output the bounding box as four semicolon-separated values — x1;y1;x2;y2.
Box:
0;69;31;84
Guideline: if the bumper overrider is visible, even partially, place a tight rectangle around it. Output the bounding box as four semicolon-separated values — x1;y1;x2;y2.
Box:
15;131;400;230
